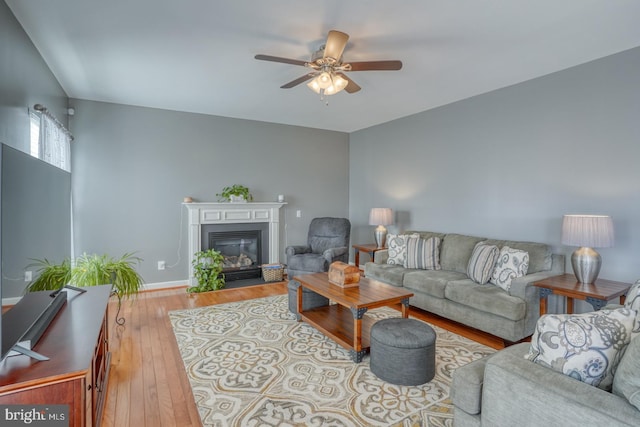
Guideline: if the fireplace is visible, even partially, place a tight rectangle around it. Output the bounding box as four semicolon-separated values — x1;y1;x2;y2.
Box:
202;223;269;281
184;202;286;288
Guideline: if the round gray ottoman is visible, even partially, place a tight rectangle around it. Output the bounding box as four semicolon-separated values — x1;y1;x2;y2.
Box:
370;318;436;386
287;280;329;320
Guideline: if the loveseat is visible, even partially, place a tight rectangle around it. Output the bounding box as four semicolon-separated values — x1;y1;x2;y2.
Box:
452;281;640;427
364;231;564;343
451;341;640;426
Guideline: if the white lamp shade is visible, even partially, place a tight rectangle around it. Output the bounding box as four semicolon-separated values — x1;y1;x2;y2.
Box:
369;208;393;226
561;214;614;248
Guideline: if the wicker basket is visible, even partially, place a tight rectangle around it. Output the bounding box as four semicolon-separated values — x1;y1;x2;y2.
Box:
262;263;284;282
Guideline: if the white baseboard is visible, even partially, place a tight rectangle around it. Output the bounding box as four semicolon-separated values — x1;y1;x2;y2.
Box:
141;280;188;292
2;295;23;307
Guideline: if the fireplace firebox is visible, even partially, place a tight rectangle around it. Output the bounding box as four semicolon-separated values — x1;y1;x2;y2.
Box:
202;223;269;281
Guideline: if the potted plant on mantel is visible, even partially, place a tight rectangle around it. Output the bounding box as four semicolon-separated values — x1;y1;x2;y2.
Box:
188;248;225;293
216;184;253;203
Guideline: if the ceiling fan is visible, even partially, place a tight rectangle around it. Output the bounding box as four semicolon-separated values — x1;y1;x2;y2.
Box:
255;30;402;98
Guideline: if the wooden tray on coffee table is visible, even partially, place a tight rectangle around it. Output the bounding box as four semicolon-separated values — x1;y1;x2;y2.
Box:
295;272;413;363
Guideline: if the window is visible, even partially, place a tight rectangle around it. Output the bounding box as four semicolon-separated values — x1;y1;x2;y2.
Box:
30;112;40;158
29;108;72;172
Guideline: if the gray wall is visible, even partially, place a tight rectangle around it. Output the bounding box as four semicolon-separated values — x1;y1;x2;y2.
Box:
69;99;349;286
350;47;640;285
0;1;68;153
0;2;69;299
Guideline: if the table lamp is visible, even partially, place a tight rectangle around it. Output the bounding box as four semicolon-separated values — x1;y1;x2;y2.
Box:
561;214;614;284
369;208;393;248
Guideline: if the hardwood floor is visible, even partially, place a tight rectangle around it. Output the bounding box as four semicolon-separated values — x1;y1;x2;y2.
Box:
101;282;505;426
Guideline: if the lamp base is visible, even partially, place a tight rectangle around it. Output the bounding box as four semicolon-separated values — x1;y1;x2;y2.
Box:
571;247;602;284
374;225;388;248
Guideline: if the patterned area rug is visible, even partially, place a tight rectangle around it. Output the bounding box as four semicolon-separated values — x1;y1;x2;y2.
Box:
169;295;495;426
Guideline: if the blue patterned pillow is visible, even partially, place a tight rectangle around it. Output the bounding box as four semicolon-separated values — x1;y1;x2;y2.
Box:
404;236;441;270
466;243;499;284
490;246;529;291
526;307;636;390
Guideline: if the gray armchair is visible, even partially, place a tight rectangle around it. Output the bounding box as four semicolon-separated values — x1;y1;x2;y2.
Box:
286;217;351;319
285;217;351;279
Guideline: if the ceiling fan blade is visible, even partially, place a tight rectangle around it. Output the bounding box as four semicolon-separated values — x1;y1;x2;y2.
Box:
280;73;316;88
255;54;308;67
323;30;349;60
347;60;403;71
337;73;361;94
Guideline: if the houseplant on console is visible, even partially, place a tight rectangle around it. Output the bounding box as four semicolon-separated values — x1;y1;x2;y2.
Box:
216;184;253;202
26;252;144;324
189;248;225;293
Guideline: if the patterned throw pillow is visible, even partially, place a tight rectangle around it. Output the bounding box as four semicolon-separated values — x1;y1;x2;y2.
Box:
466;243;499;284
490;246;529;291
526;307;636;391
386;233;418;265
404;236;441;270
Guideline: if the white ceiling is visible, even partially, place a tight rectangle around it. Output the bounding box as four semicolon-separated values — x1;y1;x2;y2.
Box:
7;0;640;133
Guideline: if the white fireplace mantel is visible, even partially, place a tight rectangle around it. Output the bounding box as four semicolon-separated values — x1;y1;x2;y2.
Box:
184;202;286;286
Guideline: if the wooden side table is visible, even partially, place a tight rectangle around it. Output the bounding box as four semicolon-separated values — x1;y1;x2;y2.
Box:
534;273;631;315
352;243;386;270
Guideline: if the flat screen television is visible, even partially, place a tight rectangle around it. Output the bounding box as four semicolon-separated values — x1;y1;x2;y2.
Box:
0;143;72;362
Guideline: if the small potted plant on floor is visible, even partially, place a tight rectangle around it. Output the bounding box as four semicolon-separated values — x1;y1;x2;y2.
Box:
216;184;253;203
189;248;225;292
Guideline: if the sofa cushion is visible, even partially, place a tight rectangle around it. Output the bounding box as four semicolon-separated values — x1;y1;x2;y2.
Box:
445;279;526;321
624;280;640;336
403;270;468;299
404;236;441;270
483;239;552;274
467;243;499;285
440;234;486;274
490;246;529;291
613;335;640;410
386;233;418;265
363;263;406;287
526;307;636;391
451;356;490;415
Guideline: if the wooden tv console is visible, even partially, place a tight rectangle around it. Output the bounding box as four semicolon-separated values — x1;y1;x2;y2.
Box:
0;285;112;427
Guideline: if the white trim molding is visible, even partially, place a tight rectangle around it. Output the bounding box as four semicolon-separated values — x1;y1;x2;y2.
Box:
183;202;286;287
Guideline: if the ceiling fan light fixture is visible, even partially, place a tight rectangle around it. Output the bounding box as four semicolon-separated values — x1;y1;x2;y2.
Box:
317;71;332;89
306;71;347;97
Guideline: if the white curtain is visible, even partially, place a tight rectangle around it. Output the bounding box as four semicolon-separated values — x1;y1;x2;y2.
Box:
38;110;72;172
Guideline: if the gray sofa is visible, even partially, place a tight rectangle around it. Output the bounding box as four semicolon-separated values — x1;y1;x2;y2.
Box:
364;231;564;343
452;342;640;426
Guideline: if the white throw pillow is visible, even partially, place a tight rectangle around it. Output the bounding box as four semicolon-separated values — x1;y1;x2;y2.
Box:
490;246;529;291
404;236;441;270
386;233;418;265
466;243;499;284
526;307;636;391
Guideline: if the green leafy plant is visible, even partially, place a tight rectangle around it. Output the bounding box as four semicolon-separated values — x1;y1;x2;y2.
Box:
189;248;225;293
216;184;253;202
26;252;144;300
25;258;72;291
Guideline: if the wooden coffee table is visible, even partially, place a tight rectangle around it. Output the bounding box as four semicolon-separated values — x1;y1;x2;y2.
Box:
295;272;414;363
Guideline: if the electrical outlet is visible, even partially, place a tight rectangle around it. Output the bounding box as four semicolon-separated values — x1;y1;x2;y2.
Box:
157;261;166;270
24;270;33;281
